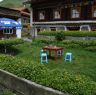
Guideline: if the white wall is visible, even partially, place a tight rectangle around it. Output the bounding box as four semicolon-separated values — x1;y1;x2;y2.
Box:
16;28;21;38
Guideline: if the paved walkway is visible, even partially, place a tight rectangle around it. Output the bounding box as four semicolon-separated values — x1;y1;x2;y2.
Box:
23;38;32;42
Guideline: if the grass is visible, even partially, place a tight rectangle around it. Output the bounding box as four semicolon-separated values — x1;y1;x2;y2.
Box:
0;40;96;94
14;41;96;82
0;0;24;8
0;88;15;95
3;90;16;95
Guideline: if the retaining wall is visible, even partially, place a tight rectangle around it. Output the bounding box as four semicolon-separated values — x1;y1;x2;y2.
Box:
0;69;69;95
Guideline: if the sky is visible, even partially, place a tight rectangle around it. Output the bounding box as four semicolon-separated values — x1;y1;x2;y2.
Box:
0;0;3;2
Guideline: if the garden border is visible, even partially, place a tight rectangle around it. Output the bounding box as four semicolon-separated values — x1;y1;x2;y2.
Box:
0;69;69;95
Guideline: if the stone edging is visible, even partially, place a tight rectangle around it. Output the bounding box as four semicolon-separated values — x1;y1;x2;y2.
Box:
0;69;69;95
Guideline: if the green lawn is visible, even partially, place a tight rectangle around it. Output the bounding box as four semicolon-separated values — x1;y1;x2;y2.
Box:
0;39;96;94
14;42;96;82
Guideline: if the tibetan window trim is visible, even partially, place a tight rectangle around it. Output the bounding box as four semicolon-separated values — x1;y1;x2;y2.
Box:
71;7;81;19
53;9;61;19
38;10;45;20
92;6;96;18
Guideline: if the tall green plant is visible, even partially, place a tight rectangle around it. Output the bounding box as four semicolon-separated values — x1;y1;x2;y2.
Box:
55;31;65;41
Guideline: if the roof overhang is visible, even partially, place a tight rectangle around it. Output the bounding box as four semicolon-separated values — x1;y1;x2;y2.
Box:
32;20;96;25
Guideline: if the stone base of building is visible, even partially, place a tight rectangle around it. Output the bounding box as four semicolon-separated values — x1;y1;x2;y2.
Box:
30;21;96;37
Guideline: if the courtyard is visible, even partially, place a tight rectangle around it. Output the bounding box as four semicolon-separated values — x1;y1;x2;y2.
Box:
0;38;96;95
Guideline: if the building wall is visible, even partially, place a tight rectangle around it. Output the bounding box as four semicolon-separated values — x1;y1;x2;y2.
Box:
0;7;21;39
28;0;96;36
31;1;96;22
0;29;16;39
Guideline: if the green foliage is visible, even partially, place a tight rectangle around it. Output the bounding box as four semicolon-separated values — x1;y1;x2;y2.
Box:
2;89;15;95
0;0;24;8
38;30;56;36
33;39;96;49
55;31;65;41
0;40;96;95
0;39;24;46
32;39;54;46
61;40;96;48
0;54;96;95
39;30;96;37
0;39;24;54
85;46;96;52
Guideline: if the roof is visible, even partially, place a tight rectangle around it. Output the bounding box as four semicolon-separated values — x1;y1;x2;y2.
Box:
23;0;31;4
23;0;66;5
13;7;30;16
0;6;21;18
23;0;48;4
0;6;20;12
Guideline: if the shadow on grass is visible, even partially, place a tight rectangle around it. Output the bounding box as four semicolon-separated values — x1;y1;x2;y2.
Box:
0;46;22;56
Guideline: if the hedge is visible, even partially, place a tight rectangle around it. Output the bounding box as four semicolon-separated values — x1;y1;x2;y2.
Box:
33;39;96;48
61;40;96;48
38;30;96;37
0;39;24;53
0;39;24;46
0;54;96;95
85;46;96;52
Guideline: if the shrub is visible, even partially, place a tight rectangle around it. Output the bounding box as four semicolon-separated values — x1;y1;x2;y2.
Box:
85;46;96;52
33;39;96;48
32;39;54;46
61;40;96;48
39;30;56;36
39;30;96;37
55;31;65;41
0;39;24;53
0;55;96;95
0;38;24;46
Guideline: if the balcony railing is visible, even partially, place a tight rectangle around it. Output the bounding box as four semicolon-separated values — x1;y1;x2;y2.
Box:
32;20;96;25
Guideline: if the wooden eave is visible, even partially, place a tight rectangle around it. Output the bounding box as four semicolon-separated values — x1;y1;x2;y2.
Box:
21;11;30;16
0;6;21;18
0;6;20;13
13;7;30;17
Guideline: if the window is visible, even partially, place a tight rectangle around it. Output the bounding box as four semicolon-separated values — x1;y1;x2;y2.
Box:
80;25;91;31
53;9;61;19
50;27;56;31
92;6;96;17
39;11;45;20
71;7;80;18
3;29;13;34
37;28;41;32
